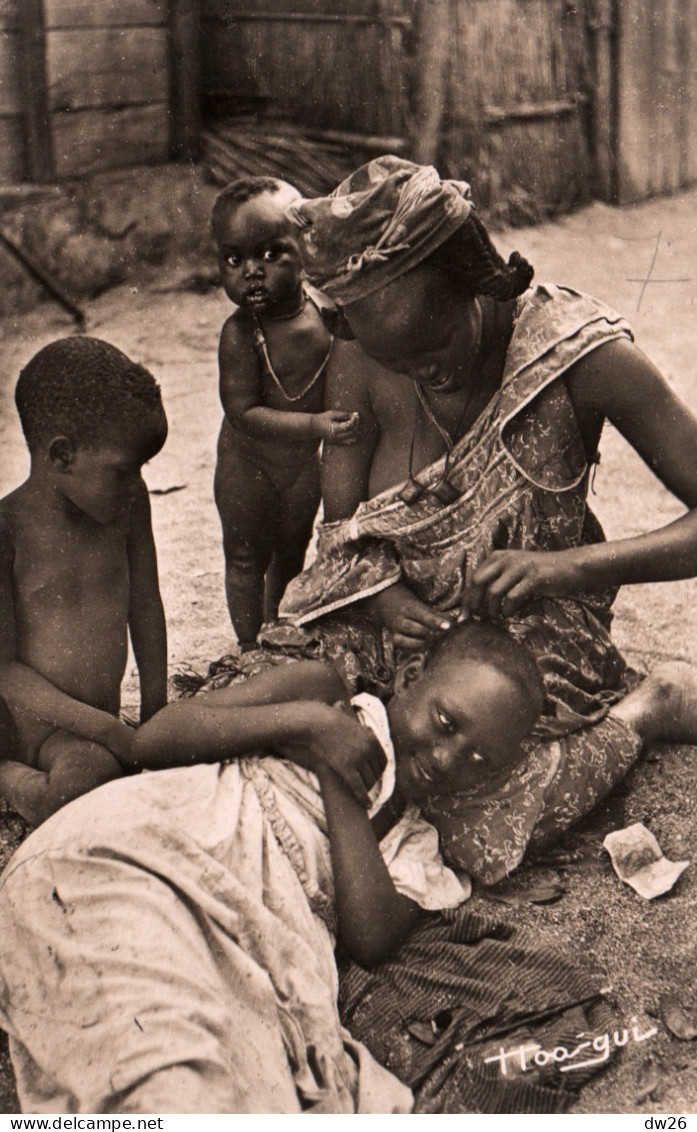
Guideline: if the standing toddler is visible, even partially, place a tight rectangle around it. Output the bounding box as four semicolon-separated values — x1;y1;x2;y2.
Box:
212;177;359;649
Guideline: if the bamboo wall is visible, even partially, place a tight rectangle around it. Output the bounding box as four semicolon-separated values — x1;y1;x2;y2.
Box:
200;0;594;218
441;0;593;217
200;0;415;135
615;0;697;204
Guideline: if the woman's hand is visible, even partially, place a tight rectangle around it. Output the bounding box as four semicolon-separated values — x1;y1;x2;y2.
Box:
275;700;386;808
312;410;361;445
363;582;456;651
463;549;585;618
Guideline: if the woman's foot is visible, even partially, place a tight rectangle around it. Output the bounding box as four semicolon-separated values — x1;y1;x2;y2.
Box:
610;662;697;746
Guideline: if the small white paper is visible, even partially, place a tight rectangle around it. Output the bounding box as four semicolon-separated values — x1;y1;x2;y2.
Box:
603;821;689;899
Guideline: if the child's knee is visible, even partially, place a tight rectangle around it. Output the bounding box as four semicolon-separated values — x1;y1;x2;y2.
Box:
225;541;270;579
41;732;123;805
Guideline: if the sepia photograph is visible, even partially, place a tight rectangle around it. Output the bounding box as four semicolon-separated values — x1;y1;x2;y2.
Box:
0;0;696;1118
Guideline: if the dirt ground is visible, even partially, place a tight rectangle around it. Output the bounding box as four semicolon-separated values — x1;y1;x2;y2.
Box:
1;186;697;1115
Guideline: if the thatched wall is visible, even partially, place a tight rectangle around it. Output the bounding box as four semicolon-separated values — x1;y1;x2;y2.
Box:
615;0;697;204
200;0;594;219
440;0;593;218
200;0;414;135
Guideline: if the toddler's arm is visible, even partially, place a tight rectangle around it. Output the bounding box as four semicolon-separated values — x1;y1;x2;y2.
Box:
219;316;359;444
127;481;167;721
319;763;421;965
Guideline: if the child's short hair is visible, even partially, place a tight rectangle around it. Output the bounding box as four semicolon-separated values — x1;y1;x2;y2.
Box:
425;619;546;727
211;176;301;239
15;336;167;454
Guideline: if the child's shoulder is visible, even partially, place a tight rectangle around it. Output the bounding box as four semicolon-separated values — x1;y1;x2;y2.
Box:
0;484;29;534
219;306;256;349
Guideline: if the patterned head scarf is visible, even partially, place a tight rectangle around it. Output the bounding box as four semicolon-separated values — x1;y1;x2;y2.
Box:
288;155;533;305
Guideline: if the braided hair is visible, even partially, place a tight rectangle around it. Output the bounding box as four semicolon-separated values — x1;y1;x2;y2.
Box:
432;211;534;301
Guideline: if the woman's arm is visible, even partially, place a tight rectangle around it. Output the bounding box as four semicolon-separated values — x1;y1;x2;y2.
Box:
466;338;697;616
219;317;358;444
319;762;421;965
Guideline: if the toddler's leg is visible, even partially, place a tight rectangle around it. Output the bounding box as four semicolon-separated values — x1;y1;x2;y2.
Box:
264;455;321;622
214;450;279;649
0;731;122;825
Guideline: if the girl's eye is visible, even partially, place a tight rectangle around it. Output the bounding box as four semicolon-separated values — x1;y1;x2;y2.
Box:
437;710;455;734
263;248;281;262
225;255;241;268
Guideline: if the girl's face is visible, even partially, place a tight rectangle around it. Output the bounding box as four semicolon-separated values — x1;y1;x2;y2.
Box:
343;263;481;395
387;654;533;805
215;193;304;317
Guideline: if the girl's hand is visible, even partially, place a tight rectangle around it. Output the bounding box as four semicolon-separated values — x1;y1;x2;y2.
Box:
312;410;361;445
363;582;456;651
276;701;386;808
463;549;584;618
103;717;136;764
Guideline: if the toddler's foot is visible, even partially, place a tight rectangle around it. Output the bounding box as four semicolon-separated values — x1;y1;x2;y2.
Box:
610;662;697;746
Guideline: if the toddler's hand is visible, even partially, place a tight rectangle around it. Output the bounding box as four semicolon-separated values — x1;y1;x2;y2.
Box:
312;410;361;445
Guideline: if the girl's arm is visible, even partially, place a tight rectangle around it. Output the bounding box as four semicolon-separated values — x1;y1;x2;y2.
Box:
319;762;421;966
127;480;168;722
125;660;386;804
466;338;697;616
219;316;358;444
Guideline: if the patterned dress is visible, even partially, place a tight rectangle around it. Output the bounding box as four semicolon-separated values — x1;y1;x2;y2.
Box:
276;284;644;883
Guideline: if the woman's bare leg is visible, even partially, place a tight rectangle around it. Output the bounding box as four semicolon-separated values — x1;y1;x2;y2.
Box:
609;662;697;746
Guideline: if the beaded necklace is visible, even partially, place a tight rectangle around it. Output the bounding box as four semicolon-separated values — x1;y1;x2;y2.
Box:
252;292;333;403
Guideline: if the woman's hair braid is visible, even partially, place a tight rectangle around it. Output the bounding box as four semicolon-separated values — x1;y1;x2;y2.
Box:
432;211;534;300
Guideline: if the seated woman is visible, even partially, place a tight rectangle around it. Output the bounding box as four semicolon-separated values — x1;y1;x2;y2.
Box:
278;155;697;883
0;621;542;1115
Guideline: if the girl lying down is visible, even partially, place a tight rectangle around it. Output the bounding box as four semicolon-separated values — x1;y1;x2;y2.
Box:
0;622;553;1113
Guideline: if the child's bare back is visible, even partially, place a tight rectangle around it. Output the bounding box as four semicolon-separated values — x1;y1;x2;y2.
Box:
0;337;169;825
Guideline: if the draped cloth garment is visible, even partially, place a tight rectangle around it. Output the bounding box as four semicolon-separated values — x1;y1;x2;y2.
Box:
277;285;643;881
0;697;466;1114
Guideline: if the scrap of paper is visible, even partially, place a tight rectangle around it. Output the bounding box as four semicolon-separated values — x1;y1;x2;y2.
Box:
602;822;689;899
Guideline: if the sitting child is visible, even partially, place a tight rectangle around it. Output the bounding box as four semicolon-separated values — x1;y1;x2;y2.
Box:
0;619;545;1114
212;176;361;650
0;336;169;825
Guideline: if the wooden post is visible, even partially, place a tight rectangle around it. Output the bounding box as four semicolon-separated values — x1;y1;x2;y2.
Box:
168;0;201;161
410;0;452;166
587;0;616;202
17;0;54;182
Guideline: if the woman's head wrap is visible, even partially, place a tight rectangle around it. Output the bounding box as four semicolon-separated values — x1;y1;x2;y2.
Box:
289;155;533;305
